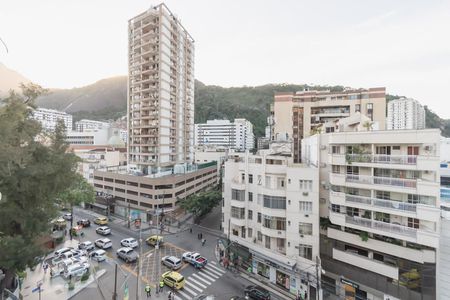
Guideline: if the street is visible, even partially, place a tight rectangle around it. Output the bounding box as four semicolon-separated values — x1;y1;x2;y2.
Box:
70;207;281;300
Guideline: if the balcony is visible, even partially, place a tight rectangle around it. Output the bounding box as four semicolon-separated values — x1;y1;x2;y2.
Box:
346;174;417;189
230;216;246;227
347;194;416;213
261;226;286;238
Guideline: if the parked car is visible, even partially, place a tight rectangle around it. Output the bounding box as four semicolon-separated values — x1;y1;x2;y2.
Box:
116;247;138;263
121;238;138;248
78;241;95;252
161;256;182;270
94;216;108;225
182;252;208;268
54;247;73;258
193;294;216;300
96;226;111;235
59;249;85;260
51;218;67;230
63;213;72;220
62;263;88;279
90;249;107;262
77;219;91;227
146;235;163;247
229;297;248;300
244;285;271;300
161;271;185;290
95;238;112;249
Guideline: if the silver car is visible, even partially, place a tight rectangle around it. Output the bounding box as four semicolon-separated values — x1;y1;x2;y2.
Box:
161;256;182;270
116;247;138;263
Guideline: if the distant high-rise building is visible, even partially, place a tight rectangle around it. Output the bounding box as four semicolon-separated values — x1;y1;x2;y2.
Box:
195;119;255;150
128;3;195;173
387;97;425;130
75;119;110;132
32;107;72;132
272;88;387;163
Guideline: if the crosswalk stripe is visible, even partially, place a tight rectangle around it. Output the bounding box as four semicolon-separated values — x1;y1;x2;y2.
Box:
205;268;223;277
186;281;203;292
174;295;183;300
183;286;198;296
200;269;220;279
192;273;214;284
207;264;226;274
177;290;190;299
210;261;217;265
187;277;207;289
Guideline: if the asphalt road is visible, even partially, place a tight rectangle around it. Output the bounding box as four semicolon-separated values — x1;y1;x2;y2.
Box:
69;208;280;300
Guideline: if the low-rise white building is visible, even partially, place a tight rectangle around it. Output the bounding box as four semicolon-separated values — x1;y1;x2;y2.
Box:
387;98;425;130
32;107;72;132
302;122;440;300
195;119;254;150
75;119;110;132
222;148;320;298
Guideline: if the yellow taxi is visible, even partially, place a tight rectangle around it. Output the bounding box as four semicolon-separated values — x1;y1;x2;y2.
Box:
146;235;163;246
94;216;108;225
161;271;185;290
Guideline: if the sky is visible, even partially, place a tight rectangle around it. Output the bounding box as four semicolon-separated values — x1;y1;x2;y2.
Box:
1;0;450;117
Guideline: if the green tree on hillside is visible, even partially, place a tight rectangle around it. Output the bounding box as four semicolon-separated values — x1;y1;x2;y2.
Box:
0;84;94;292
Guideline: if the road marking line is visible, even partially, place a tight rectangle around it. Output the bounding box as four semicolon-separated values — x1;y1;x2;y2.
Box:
200;269;220;279
205;266;225;276
174;295;183;300
146;253;153;258
210;261;217;265
177;291;190;299
191;273;214;284
207;266;226;275
185;281;203;292
186;278;207;289
182;286;198;296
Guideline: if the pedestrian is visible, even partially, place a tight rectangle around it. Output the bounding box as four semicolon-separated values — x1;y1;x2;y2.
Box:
145;284;151;297
159;279;164;292
168;291;173;300
202;238;206;246
199;233;203;239
43;262;48;274
64;229;67;236
189;227;192;234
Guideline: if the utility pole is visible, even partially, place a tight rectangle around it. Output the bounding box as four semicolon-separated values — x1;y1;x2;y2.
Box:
70;204;74;240
127;202;131;228
315;255;322;300
136;215;143;300
112;264;118;300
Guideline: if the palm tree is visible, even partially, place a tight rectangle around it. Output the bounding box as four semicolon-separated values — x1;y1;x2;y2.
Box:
363;121;373;131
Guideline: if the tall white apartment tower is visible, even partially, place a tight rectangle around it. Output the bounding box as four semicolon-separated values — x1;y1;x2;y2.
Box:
387;98;426;130
128;4;195;174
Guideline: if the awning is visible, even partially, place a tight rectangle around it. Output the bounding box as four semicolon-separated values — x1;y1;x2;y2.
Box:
89;202;107;210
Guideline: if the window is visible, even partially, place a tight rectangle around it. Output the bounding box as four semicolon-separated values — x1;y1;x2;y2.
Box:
355;104;361;112
331;146;341;154
231;189;245;201
265;236;271;249
408;217;419;229
277;177;285;189
248;228;253;238
263;215;286;230
257;231;262;241
346;207;359;217
299;223;313;235
299;244;312;260
299;180;313;191
332;165;341;174
265;176;271;188
241;173;245;182
331;204;340;213
299;201;312;212
248;210;253;220
277;238;285;250
231;207;245;219
325;127;334;133
248;192;253;202
257;212;262;223
263;195;286;209
248;174;253;184
376;191;390;200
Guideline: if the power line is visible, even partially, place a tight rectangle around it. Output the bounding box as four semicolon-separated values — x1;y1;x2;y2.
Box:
0;37;8;53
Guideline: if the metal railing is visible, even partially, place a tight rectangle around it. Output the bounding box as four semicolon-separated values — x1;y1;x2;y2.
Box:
346;194;417;212
346;154;418;165
346;174;417;188
345;215;417;238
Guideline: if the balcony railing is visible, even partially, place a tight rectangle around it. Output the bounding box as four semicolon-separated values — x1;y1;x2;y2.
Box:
346;195;417;212
346;154;417;165
345;215;417;238
346;174;417;188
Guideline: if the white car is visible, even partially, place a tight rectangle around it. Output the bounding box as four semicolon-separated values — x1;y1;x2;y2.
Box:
96;226;111;236
95;238;112;249
63;213;72;220
121;238;138;248
54;247;73;258
78;241;95;252
161;256;182;270
62;263;88;279
116;247;138;263
90;250;107;262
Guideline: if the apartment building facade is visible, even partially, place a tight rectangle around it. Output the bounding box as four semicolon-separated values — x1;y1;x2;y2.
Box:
387;98;425;130
32;107;72;132
195;119;255;150
75;119;110;132
128;3;195;173
302;127;441;300
273;88;386;163
222;151;320;298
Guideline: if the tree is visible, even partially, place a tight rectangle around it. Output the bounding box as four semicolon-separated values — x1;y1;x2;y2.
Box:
0;83;93;292
362;121;373;131
179;188;221;219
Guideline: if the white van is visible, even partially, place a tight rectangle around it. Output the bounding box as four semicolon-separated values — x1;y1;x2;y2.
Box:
54;247;73;258
63;263;88;279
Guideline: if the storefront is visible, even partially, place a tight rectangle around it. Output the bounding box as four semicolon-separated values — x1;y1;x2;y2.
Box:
276;269;290;290
256;261;270;278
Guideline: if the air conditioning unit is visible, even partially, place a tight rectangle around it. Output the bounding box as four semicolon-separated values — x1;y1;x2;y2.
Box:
303;192;309;196
300;234;304;238
424;170;431;174
305;214;309;218
425;145;433;151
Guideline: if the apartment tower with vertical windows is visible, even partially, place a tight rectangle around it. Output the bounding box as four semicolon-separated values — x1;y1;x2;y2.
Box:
128;3;195;174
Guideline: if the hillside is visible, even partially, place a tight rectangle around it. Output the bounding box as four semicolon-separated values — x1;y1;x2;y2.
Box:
0;63;30;95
